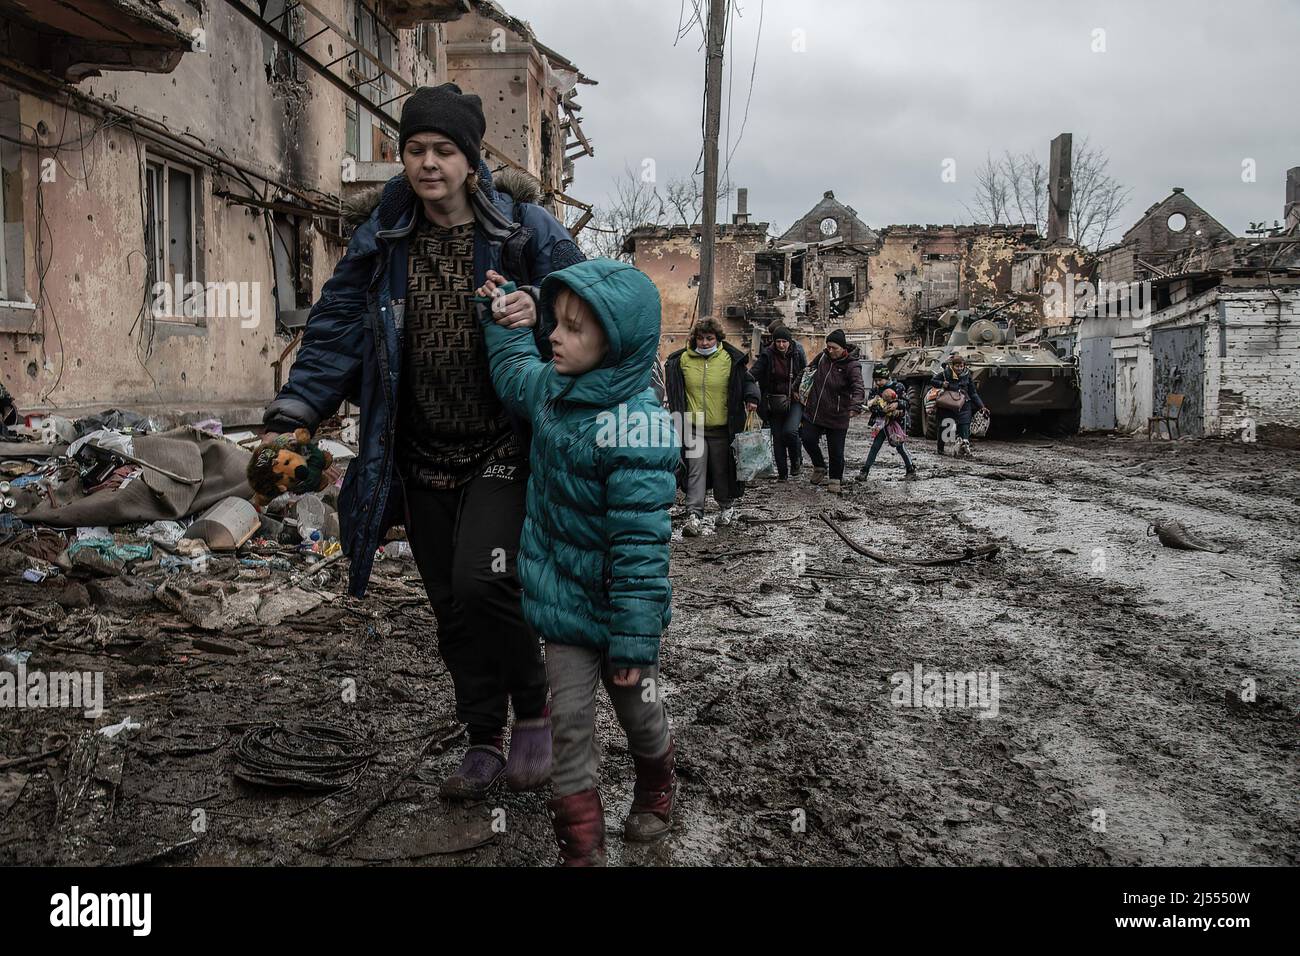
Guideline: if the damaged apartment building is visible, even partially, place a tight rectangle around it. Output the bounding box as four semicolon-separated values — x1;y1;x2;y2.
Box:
625;131;1298;445
625;145;1090;363
0;0;595;419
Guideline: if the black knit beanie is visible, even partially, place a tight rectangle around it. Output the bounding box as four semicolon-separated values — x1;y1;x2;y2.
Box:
399;83;486;170
772;325;793;343
826;328;848;349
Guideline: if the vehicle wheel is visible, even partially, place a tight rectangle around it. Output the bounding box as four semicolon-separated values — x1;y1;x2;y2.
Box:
1036;408;1080;437
1060;406;1081;435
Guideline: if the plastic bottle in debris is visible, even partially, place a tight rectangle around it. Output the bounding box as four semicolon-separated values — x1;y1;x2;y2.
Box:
383;541;413;560
295;493;339;542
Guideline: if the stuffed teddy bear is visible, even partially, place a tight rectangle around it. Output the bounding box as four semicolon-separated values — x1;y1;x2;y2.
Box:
247;428;334;506
867;389;902;421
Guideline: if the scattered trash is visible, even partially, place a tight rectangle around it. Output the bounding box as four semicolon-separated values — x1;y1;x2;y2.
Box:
68;428;136;460
65;537;153;565
1148;520;1227;554
255;587;323;628
257;512;287;542
316;439;356;463
136;520;187;547
72;408;159;436
233;722;375;791
183;497;260;551
32;415;77;445
381;541;413;560
1;648;33;670
192;635;250;656
21;568;47;583
294;493;339;542
97;717;142;739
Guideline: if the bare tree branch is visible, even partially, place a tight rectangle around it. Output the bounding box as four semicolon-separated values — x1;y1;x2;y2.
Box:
964;154;1009;225
581;165;666;261
1003;149;1046;230
660;173;733;227
974;138;1132;250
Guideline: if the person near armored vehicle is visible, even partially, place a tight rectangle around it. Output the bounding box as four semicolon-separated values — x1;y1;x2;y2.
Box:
929;352;986;457
859;366;917;480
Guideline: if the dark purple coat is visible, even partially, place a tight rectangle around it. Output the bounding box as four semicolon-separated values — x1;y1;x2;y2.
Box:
803;346;866;429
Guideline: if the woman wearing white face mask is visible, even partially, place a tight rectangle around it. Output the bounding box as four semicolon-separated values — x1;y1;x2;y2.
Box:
664;318;760;536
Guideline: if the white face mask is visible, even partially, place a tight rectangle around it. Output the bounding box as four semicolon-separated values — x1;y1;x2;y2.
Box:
695;343;719;356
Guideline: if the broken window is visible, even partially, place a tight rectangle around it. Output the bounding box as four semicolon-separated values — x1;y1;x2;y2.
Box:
0;90;23;307
417;23;436;60
145;156;198;319
345;0;398;163
0;153;8;303
828;277;854;318
272;212;312;329
345;102;360;160
261;0;305;84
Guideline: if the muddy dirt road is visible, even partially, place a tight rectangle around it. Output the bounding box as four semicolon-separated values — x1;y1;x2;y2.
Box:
2;429;1296;866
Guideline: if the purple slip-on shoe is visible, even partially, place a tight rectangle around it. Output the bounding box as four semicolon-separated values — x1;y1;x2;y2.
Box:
505;716;552;792
439;745;505;800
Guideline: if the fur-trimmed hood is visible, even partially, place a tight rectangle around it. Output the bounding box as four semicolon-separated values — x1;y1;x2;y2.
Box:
492;166;544;205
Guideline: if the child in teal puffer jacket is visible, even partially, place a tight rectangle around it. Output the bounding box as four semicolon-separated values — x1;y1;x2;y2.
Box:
476;259;679;867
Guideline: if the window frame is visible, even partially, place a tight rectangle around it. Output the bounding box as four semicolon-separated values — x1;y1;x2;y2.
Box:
0;169;8;302
144;152;200;322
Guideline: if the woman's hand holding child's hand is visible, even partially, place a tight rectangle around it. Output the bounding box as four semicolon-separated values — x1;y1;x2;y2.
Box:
476;269;536;329
611;667;641;688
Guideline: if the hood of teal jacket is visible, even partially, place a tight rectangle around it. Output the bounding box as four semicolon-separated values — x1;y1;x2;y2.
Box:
540;259;662;407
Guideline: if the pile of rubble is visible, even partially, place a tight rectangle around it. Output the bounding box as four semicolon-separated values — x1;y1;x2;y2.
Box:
0;405;404;653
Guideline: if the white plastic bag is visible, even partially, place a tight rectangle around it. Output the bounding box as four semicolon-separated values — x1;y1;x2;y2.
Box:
732;415;776;481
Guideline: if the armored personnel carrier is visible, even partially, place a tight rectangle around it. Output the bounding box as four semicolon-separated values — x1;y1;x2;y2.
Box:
883;305;1081;438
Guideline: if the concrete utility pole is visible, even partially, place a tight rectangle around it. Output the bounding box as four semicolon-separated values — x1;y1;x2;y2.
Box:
1047;132;1073;244
698;0;727;321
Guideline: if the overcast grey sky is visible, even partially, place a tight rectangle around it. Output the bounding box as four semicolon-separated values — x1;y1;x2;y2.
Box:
507;0;1300;241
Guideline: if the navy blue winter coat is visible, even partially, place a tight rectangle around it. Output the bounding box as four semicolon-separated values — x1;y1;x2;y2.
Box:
264;162;583;596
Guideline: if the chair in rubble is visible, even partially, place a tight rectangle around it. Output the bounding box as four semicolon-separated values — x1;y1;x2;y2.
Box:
1148;393;1185;440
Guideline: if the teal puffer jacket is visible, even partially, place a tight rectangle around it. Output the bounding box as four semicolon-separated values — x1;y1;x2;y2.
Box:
481;259;678;666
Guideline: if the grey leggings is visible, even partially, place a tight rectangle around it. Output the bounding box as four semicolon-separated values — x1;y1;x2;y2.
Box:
684;425;735;515
546;643;671;798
